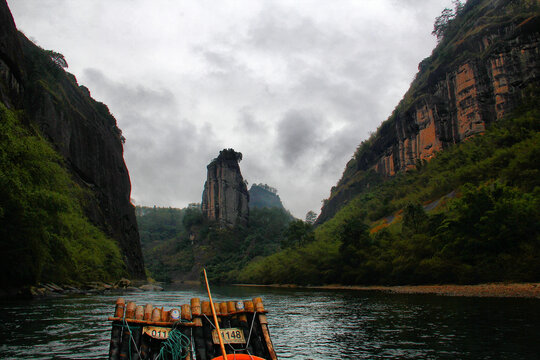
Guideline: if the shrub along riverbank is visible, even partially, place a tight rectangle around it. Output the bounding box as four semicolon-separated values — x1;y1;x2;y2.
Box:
237;283;540;298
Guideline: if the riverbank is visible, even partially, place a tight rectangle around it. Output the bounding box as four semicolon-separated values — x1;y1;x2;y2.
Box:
236;282;540;298
0;279;164;299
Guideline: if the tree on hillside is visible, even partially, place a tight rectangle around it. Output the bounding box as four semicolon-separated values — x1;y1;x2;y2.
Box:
183;207;203;230
432;0;464;41
281;219;314;248
305;210;317;224
47;50;68;69
338;217;372;283
402;203;429;235
256;183;278;194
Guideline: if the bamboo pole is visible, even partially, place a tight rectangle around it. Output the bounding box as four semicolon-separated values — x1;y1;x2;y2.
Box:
109;298;125;360
203;268;228;360
238;301;254;355
140;304;152;358
181;304;192;321
201;300;216;357
130;305;144;360
253;297;277;360
243;300;265;357
191;298;207;360
181;304;193;360
119;302;137;359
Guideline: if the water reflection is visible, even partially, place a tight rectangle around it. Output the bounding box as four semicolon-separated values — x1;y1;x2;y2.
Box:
1;287;539;359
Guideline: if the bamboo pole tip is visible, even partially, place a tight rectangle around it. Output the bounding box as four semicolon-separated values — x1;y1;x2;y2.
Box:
181;304;192;321
151;308;162;322
220;302;228;315
191;298;201;316
161;310;169;322
202;301;212;316
126;301;136;308
253;297;265;312
125;301;137;319
244;300;254;312
191;297;201;306
135;305;144;320
225;301;235;314
143;304;153;321
114;298;127;317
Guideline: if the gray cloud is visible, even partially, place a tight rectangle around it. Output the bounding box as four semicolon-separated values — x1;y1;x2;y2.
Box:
80;68;217;206
277;109;325;166
247;6;341;55
9;0;451;217
236;107;266;133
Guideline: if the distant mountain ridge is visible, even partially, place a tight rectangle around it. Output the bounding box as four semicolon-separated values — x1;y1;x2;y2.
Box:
318;0;540;224
249;184;285;210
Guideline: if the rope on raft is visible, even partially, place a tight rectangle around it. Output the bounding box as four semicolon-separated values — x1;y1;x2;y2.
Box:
112;321;143;360
156;328;191;360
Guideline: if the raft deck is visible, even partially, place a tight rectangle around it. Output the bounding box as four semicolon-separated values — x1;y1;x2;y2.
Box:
108;297;278;360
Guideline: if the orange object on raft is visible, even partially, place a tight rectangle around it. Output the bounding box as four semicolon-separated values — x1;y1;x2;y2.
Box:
211;355;266;360
107;297;278;360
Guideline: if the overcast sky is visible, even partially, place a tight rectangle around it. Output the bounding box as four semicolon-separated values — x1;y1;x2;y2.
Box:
9;0;451;218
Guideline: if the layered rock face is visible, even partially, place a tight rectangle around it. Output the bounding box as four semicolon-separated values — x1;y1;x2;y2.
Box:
0;0;22;108
372;50;538;177
318;2;540;224
0;0;145;278
202;149;249;227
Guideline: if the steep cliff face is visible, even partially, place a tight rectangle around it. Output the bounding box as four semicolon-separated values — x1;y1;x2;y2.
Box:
202;149;249;227
0;0;22;108
0;0;145;278
318;0;540;224
249;184;285;209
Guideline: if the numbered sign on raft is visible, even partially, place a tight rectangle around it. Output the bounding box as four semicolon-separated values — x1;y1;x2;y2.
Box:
143;326;170;339
212;328;246;344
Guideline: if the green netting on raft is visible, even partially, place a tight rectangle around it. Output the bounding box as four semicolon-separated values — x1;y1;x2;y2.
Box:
157;329;191;360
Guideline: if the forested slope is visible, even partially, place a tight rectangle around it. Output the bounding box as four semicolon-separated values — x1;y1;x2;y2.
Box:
137;205;294;283
238;97;540;285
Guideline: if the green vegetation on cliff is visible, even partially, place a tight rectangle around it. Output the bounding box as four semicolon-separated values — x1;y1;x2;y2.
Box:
249;184;285;209
238;96;540;285
137;206;193;282
0;104;126;287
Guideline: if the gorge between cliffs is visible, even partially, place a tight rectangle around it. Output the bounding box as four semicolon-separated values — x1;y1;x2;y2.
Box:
1;0;540;296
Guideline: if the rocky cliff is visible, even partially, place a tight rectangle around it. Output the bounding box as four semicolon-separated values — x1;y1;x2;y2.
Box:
0;0;145;278
249;184;285;209
202;149;249;227
318;0;540;224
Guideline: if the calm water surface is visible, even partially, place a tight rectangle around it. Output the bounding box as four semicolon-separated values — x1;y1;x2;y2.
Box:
0;286;539;359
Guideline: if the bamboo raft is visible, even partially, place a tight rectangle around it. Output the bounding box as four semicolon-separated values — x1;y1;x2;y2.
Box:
108;297;278;360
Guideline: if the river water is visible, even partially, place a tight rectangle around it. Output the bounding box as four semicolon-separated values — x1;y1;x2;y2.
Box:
0;285;539;359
